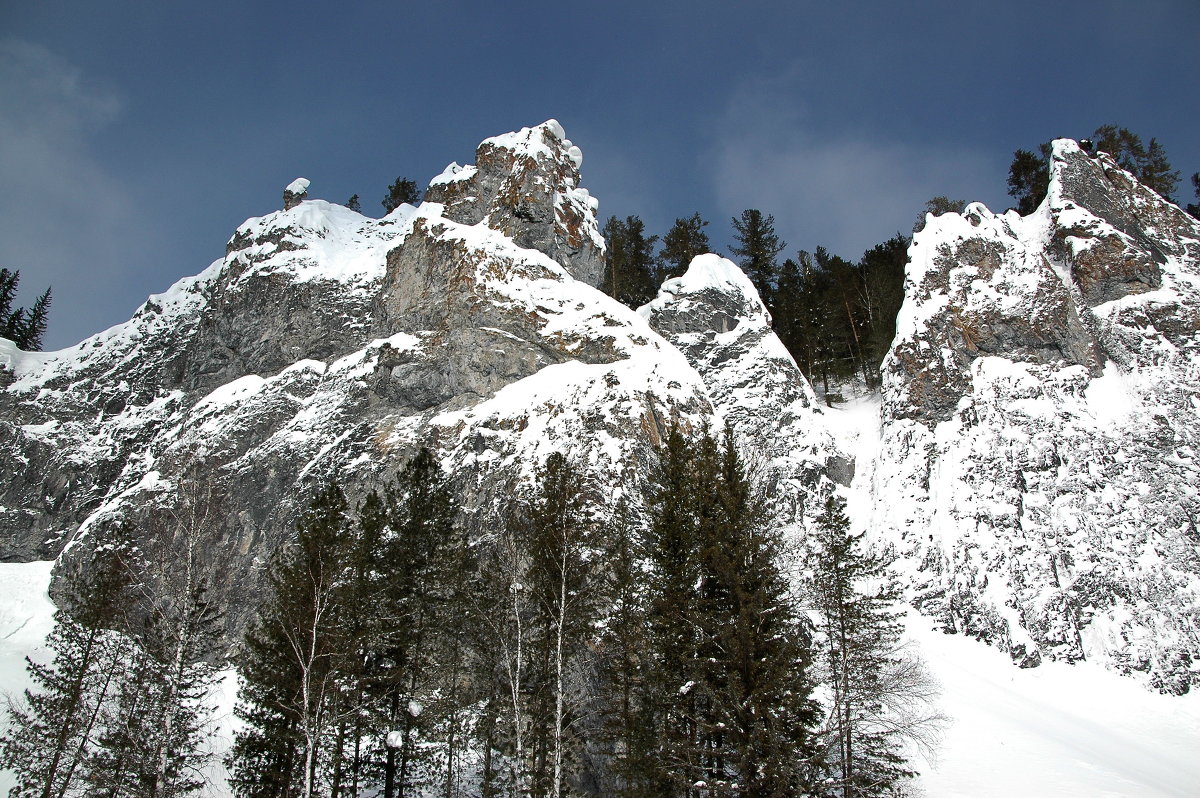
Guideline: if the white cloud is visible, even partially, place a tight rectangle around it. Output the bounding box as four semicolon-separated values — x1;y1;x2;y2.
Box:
709;75;1003;259
0;39;138;347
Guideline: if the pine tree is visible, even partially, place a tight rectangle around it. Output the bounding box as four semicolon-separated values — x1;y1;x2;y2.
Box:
346;194;362;213
601;216;659;309
383;178;422;213
1187;173;1200;220
229;485;352;798
0;527;136;798
729;210;785;311
1006;144;1051;215
594;499;658;797
0;268;52;351
658;214;711;281
809;497;942;798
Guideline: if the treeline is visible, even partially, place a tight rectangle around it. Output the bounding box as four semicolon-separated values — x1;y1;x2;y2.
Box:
2;433;941;797
602;126;1200;397
602;210;907;396
225;433;942;797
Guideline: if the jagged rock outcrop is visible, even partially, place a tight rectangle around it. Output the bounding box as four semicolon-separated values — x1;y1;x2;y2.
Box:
0;121;710;641
282;177;309;211
424;120;605;287
871;139;1200;692
641;254;847;520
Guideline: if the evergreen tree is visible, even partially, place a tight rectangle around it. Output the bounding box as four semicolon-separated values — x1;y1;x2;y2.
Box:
1091;125;1180;199
808;497;941;798
658;213;711;281
346;195;362;213
730;210;785;311
372;448;461;798
1006;144;1051;216
0;268;52;351
695;430;820;796
639;427;819;796
229;485;352;798
0;527;136;798
601;216;659;309
593;499;658;797
1187;173;1200;220
641;427;705;794
383;178;422;213
857;235;909;379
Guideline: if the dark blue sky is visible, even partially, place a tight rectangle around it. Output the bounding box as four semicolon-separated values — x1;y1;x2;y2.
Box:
4;0;1198;349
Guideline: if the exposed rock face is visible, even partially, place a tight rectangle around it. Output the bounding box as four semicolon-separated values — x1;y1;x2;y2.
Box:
0;121;707;641
423;120;605;288
872;139;1200;692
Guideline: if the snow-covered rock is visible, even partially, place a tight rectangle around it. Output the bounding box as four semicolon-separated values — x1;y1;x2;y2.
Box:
0;122;706;640
871;139;1200;692
642;254;846;523
424;120;606;287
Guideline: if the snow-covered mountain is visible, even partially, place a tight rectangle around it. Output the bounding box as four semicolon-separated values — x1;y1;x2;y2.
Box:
2;121;1200;794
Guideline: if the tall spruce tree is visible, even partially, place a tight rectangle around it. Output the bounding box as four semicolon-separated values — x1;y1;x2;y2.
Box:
640;427;819;796
658;214;711;281
809;497;941;798
730;210;785;312
601;216;659;309
229;485;352;798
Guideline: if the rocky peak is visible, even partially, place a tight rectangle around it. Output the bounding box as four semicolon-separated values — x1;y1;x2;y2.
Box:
282;177;309;210
642;254;845;518
423;120;605;287
0;121;714;641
